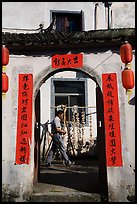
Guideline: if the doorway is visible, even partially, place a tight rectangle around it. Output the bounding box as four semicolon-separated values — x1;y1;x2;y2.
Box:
33;69;108;201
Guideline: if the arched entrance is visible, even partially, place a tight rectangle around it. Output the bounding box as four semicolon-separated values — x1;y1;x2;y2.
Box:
33;67;108;201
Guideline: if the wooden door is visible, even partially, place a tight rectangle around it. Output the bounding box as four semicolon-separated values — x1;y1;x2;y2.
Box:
96;84;108;199
33;90;40;183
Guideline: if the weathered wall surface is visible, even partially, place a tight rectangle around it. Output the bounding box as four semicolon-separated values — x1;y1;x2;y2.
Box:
112;2;135;28
2;49;135;201
2;2;95;31
2;2;135;32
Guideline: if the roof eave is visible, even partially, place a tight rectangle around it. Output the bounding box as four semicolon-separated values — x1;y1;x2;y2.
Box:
2;28;135;52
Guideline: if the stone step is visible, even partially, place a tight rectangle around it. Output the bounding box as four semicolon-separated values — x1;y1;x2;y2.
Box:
30;191;102;202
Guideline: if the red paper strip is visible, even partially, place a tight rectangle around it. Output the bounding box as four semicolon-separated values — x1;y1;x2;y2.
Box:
102;73;123;166
52;54;83;68
15;74;33;165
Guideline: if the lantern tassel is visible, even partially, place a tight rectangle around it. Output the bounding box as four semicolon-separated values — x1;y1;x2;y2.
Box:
2;92;6;100
126;89;132;104
2;66;7;72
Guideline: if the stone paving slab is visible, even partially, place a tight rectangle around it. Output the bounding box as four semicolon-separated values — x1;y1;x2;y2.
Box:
31;192;101;202
31;158;104;202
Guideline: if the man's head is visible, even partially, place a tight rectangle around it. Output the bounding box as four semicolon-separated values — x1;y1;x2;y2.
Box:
57;110;64;120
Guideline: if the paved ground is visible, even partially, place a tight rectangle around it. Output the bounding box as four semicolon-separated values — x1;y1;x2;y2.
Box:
31;157;107;202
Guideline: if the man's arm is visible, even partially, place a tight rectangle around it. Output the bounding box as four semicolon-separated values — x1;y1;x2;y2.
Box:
56;127;66;135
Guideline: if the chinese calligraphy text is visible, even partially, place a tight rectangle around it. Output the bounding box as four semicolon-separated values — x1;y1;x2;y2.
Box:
52;54;83;68
102;73;123;167
15;74;33;165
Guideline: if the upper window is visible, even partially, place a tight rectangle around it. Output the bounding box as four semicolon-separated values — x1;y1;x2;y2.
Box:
51;79;88;124
52;11;83;32
55;81;85;122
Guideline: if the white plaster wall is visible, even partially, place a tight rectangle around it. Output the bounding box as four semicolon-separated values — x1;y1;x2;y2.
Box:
95;3;106;30
2;56;35;201
52;71;76;78
2;2;46;29
2;2;95;31
2;94;12;184
112;2;135;28
124;53;135;170
2;2;135;33
2;54;53;200
87;78;97;140
2;48;135;201
40;79;51;125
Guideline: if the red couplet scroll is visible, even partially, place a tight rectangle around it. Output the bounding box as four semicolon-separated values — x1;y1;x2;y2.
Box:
15;74;33;165
102;73;123;167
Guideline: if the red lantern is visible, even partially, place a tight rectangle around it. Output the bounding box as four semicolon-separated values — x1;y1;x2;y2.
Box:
120;41;133;64
2;45;9;66
2;72;9;93
121;68;134;90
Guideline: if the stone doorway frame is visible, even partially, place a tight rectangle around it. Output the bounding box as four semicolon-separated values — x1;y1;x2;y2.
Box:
32;66;108;199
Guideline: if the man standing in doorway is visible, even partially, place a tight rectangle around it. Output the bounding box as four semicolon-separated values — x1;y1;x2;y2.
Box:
45;110;74;167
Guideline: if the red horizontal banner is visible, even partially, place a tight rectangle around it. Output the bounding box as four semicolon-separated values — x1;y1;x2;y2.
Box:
102;73;123;167
15;74;33;165
52;54;83;68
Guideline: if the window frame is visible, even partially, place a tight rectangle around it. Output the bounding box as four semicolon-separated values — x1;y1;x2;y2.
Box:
51;78;88;126
50;10;84;32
